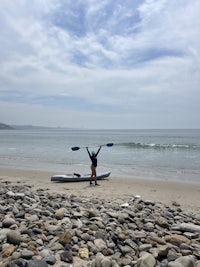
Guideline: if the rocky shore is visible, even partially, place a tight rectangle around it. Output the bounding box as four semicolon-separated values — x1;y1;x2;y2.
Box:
0;181;200;267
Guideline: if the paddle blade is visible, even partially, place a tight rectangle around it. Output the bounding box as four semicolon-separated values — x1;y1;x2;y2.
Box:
71;146;80;151
106;143;113;147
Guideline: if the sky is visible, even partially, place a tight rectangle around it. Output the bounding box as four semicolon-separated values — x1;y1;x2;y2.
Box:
0;0;200;129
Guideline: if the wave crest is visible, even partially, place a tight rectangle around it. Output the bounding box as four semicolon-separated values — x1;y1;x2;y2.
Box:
118;142;199;150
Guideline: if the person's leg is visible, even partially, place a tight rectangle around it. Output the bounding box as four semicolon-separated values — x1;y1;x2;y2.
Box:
90;166;95;184
93;168;97;183
93;168;99;185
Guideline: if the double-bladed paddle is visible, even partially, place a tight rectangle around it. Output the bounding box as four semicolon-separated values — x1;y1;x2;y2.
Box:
71;143;113;151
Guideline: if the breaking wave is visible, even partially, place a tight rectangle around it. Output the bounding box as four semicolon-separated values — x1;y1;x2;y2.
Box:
118;142;199;150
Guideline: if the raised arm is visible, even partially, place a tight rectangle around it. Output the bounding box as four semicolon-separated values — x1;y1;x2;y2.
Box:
95;146;102;156
86;147;91;157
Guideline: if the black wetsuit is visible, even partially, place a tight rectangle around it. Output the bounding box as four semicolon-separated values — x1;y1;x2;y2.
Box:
90;155;97;167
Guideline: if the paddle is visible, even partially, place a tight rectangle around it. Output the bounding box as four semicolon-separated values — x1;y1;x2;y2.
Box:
71;143;113;151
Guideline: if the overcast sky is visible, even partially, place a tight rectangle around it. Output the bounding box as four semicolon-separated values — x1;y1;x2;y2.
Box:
0;0;199;129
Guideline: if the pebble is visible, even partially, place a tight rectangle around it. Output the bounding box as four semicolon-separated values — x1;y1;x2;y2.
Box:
0;183;199;267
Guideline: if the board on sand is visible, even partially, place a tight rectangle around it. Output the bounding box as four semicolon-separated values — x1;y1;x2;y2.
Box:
51;172;111;182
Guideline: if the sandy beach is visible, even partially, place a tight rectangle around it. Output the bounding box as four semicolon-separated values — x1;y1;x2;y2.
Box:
0;168;199;213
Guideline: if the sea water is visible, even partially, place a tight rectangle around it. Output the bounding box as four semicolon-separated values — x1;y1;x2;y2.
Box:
0;128;200;183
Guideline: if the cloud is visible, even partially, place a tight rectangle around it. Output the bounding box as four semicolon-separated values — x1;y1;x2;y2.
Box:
0;0;200;128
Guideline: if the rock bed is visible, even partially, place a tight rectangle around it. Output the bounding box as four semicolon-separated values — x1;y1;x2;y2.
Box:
0;182;200;267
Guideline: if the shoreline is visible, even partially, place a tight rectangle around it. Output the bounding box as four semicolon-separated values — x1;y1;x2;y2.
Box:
0;167;199;213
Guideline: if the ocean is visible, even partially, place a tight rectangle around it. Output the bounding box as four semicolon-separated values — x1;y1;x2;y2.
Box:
0;128;200;183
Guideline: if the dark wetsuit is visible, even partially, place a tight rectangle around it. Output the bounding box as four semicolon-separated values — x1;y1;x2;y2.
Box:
87;147;101;170
87;146;101;184
90;155;97;168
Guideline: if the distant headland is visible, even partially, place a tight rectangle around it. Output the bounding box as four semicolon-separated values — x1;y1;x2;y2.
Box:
0;123;15;130
0;123;73;130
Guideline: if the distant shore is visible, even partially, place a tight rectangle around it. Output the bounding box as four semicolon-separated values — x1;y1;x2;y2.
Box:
0;168;199;213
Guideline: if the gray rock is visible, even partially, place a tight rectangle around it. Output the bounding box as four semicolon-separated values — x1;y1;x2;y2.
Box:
165;234;190;246
160;259;168;267
44;255;56;265
137;252;156;267
184;232;199;239
26;214;39;222
118;244;134;255
180;223;200;233
2;217;17;228
60;250;73;263
139;244;152;252
101;257;112;267
15;193;25;198
5;259;26;267
94;239;107;251
20;249;34;259
168;255;196;267
6;230;21;245
55;207;67;219
0;183;200;267
6;191;16;197
117;256;132;266
144;222;154;231
151;245;170;259
26;260;48;267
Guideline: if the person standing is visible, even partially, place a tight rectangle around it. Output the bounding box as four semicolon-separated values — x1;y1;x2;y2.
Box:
86;146;101;185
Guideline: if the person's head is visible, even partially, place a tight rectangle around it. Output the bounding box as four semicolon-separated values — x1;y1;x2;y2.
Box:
92;151;96;156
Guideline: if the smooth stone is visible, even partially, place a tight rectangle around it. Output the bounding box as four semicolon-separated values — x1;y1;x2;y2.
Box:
11;251;21;260
55;208;67;219
7;230;21;245
144;222;154;231
81;233;91;242
6;191;16;197
117;256;132;266
136;252;156;267
165;234;190;246
150;235;166;245
60;250;73;263
21;249;34;259
59;231;72;245
26;260;48;267
39;249;52;258
160;259;168;267
94;239;107;251
26;214;39;222
156;219;169;228
180;223;200;233
2;217;17;228
168;255;196;267
139;244;152;252
118;244;134;255
44;255;56;265
15;193;25;198
5;258;27;267
132;231;146;239
184;232;199;239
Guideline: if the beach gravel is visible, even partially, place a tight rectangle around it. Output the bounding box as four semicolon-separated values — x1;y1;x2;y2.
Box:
0;182;200;267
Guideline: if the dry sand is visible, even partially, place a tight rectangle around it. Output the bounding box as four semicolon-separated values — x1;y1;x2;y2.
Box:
0;168;199;213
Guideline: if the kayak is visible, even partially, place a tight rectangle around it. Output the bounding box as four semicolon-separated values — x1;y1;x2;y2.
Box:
51;172;111;182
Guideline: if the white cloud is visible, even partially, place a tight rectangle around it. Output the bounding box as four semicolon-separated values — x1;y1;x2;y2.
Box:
0;0;199;128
